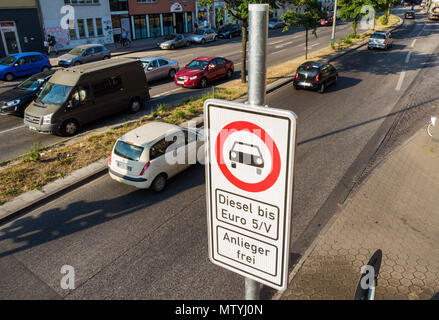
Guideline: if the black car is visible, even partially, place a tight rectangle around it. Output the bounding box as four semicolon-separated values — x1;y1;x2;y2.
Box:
293;61;338;93
218;24;242;39
405;10;415;19
0;69;55;116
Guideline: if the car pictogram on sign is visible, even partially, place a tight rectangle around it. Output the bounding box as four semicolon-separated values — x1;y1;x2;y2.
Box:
229;141;264;175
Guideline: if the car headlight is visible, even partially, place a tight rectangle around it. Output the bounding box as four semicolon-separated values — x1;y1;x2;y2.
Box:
231;151;237;158
189;75;198;80
6;99;20;107
43;113;53;125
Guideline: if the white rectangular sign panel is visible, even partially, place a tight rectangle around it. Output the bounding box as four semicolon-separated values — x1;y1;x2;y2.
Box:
204;99;297;291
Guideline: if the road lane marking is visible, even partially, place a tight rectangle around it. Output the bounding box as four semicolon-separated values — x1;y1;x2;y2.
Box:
0;125;25;134
405;51;411;64
269;40;285;45
275;41;293;49
410;39;416;48
395;69;406;91
274;49;287;54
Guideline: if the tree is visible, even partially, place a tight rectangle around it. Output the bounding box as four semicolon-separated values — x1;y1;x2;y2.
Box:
198;0;278;83
374;0;400;24
281;0;326;59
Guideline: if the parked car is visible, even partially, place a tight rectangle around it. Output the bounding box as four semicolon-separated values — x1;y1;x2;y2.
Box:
134;57;179;82
421;0;427;8
218;24;242;39
108;122;204;192
0;70;55;116
268;19;286;29
320;14;334;26
188;28;217;44
0;52;51;81
174;56;234;88
405;10;416;19
428;1;439;20
368;31;393;50
57;44;111;68
23;58;149;136
293;60;338;93
157;34;191;50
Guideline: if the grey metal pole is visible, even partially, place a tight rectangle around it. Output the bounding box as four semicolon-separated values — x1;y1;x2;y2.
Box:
331;0;338;46
245;3;269;300
248;3;268;107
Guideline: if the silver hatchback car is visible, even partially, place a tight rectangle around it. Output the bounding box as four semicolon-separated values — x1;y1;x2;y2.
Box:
57;44;111;67
368;31;393;50
137;57;180;82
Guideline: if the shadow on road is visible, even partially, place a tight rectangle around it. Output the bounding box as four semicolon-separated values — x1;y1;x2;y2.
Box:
0;163;205;259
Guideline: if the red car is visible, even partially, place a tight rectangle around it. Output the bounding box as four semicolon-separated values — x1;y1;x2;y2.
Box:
320;14;333;26
174;56;234;88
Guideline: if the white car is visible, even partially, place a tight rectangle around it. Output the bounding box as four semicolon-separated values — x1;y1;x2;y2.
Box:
188;28;217;44
108;122;204;192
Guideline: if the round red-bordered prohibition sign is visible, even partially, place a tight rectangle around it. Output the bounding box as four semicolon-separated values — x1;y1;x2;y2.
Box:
215;121;281;192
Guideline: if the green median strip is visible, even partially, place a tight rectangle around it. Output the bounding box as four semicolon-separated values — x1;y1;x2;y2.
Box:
0;14;400;206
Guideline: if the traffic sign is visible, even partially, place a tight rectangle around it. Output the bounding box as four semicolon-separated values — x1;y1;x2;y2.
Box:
204;98;297;291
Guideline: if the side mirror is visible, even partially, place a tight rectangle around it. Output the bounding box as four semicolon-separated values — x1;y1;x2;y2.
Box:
147;67;153;71
13;63;18;67
66;101;73;109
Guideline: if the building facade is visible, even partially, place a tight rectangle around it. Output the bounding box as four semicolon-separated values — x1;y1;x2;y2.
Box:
128;0;196;39
39;0;113;51
0;0;45;57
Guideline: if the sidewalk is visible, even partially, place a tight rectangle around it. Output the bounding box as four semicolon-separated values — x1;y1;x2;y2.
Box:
280;127;439;300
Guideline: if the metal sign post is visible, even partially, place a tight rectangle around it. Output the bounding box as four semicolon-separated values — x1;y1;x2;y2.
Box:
246;3;269;300
204;3;297;298
331;0;338;46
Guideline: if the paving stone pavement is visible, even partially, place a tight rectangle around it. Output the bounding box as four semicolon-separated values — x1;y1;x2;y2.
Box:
281;128;439;300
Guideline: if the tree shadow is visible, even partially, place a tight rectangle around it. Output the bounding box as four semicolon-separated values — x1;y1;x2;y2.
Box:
0;163;205;260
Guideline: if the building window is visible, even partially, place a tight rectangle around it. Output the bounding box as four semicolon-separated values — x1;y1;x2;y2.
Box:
134;16;147;39
69;25;77;40
149;14;161;37
187;12;193;33
64;0;100;4
162;13;173;36
77;19;86;38
87;18;95;37
110;0;128;11
96;18;103;36
137;0;157;3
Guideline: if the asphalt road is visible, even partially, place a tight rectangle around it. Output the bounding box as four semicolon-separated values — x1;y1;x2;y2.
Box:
0;21;355;162
2;8;438;299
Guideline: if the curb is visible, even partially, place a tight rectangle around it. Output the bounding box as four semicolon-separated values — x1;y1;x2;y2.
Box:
1;17;404;225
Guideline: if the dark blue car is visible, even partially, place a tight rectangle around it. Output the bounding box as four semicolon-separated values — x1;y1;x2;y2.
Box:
0;52;51;81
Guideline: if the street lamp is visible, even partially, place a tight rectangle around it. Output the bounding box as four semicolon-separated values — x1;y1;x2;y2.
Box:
331;0;338;46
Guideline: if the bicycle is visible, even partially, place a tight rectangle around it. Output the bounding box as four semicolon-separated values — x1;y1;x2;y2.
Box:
115;37;131;48
427;116;437;137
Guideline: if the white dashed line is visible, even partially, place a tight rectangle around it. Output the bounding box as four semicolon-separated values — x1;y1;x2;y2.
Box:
410;39;416;48
405;51;412;64
0;125;25;134
395;69;406;91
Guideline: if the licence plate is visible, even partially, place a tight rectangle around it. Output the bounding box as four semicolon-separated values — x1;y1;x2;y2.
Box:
28;125;37;131
299;82;312;87
116;161;132;171
177;80;184;84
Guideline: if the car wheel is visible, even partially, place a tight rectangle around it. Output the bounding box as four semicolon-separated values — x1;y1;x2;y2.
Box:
170;44;175;50
226;69;233;79
4;73;14;81
201;38;205;44
61;119;79;137
200;77;208;88
214;36;217;41
334;75;338;85
129;98;141;113
186;41;190;47
103;55;110;60
151;173;167;193
74;61;81;66
229;34;233;39
168;69;176;79
42;66;50;72
293;84;300;90
319;83;325;93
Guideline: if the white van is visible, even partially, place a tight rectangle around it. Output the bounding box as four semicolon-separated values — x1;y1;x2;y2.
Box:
108;122;204;192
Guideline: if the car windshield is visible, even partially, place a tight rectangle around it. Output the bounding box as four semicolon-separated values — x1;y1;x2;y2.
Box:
298;65;319;77
37;82;72;106
114;140;144;161
68;47;85;56
186;59;208;70
195;29;206;35
17;76;46;91
371;33;386;39
232;142;262;157
140;60;150;68
219;25;233;32
0;56;16;66
164;35;176;40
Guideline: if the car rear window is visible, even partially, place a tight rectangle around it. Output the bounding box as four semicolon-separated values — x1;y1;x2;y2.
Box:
371;33;386;39
114;140;144;161
297;65;319;77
